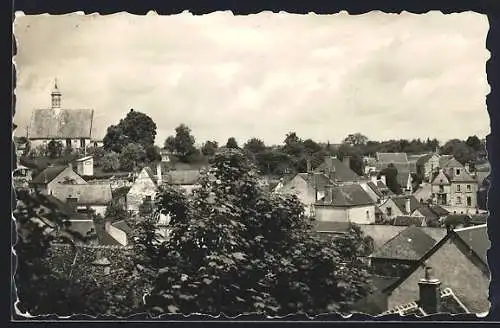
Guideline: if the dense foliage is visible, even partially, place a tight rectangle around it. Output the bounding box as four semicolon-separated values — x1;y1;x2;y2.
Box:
163;124;198;162
143;150;373;316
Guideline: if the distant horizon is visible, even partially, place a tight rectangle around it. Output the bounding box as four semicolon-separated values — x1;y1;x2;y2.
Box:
13;11;490;147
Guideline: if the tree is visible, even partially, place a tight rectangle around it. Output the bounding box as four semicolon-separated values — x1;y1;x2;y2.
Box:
103;109;157;153
283;132;303;157
379;164;402;195
101;151;121;172
164;124;197;162
119;143;146;172
302;139;322;155
226;137;239;149
243;138;266;154
201;140;218;157
466;135;482;152
144;149;372;316
146;145;162;163
164;136;176;153
47;139;63;159
441;139;476;164
343;133;369;147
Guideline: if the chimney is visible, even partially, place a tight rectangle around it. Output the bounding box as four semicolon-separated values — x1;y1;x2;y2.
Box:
464;162;470;173
418;267;441;314
405;197;412;214
343;156;351;169
371;173;377;183
324;185;334;204
156;162;162;186
306;158;312;173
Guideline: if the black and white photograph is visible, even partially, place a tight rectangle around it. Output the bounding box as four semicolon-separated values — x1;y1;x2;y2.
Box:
12;10;493;319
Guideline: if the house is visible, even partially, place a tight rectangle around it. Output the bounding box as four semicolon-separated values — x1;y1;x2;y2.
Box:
126;166;160;213
51;183;113;217
379;268;473;316
430;162;478;211
416;153;441;182
314;184;376;224
28;81;94;151
369;226;437;278
378;195;422;222
103;220;131;246
411;205;441;227
30;163;87;195
413;183;433;204
163;169;201;194
74;156;94;176
381;225;490;315
275;172;331;217
314;156;362;184
360;175;392;204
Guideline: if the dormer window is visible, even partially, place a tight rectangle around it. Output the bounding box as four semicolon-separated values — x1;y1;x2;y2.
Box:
456;169;461;175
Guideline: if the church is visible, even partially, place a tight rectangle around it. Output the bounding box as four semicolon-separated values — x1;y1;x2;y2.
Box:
28;80;94;151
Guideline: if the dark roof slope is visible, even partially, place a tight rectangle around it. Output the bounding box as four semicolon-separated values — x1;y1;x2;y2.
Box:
297;172;331;191
367;181;383;198
392;196;421;215
316;184;375;207
454;224;489;265
393;216;425;227
314;157;361;182
29;108;94;139
370;226;436;261
51;184;113;205
430;205;449;217
163;169;201;185
31;166;67;184
312;221;351;234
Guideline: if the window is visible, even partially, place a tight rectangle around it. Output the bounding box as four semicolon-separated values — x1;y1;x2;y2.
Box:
467;196;472;207
66;138;72;147
467;184;471;191
386;207;392;217
457;185;461;192
366;210;370;220
145;195;152;202
80;138;86;148
456;169;461;175
456;196;462;205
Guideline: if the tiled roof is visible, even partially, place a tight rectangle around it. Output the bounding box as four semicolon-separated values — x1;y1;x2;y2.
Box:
314;157;361;182
447;167;476;183
31;166;67;184
430;205;449;217
397;170;411;187
29;108;94;139
312;220;351;234
454;224;489;265
442;157;463;169
469;214;488;225
376;152;408;163
438;155;454;168
297;172;331;191
316;183;375;207
163;169;201;185
416;206;439;220
51;184;113;205
370;226;436;261
392;196;422;215
393;216;425;227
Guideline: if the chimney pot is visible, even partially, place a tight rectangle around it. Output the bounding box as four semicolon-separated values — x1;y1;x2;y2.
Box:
405;197;412;214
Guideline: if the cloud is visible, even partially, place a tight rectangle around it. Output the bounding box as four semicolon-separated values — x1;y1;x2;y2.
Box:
13;11;489;146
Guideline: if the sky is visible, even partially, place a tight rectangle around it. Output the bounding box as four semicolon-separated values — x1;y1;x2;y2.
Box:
13;11;490;147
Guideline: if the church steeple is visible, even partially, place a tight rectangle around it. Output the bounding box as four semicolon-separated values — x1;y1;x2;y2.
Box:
51;78;62;109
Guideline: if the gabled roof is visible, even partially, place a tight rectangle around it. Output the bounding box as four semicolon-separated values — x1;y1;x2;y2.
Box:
111;220;132;234
297;172;331;191
370;226;436;261
442;157;463;169
376;152;408;163
392;195;422;215
31;166;67;184
448;166;476;183
29;108;94;139
415;206;439;220
314;157;361;182
393;216;425;227
51;184;113;205
316;184;375;207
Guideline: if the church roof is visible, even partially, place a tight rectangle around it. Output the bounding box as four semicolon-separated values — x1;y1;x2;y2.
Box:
29;108;94;139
